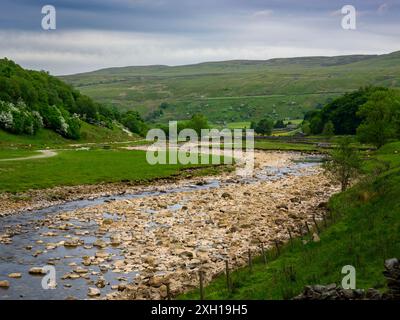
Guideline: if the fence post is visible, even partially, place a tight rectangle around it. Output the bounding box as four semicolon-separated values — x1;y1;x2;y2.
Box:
322;213;327;228
312;215;320;234
261;243;267;264
199;271;204;300
288;228;293;246
248;249;253;272
225;260;231;293
166;282;171;300
329;209;334;221
274;240;280;256
305;221;310;234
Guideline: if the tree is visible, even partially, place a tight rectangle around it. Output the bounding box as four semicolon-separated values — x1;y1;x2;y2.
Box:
323;137;361;191
356;90;400;148
309;114;323;134
254;118;273;136
301;121;311;135
76;95;98;123
186;114;209;135
304;87;388;135
322;120;335;138
274;119;285;129
121;111;148;136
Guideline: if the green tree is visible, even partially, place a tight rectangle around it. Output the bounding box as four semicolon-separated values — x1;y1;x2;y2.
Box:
254;118;273;136
356;90;400;148
322;120;335;138
274;119;285;129
323;137;361;192
186;114;209;135
301;121;311;135
121;111;148;136
305;87;389;135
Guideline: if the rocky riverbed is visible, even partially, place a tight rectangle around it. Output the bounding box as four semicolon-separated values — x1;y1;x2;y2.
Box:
0;151;339;300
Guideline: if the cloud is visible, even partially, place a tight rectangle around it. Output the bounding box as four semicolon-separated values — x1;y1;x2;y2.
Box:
253;10;274;17
377;3;389;15
1;24;398;75
0;0;398;74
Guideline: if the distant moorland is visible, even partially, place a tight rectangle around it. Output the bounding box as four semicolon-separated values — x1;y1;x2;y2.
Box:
61;51;400;124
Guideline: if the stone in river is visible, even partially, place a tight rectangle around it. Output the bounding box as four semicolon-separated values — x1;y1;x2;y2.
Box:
64;237;82;248
88;287;101;297
95;277;106;288
93;239;107;248
96;251;110;259
62;273;80;280
8;273;22;279
0;280;10;288
29;267;45;275
73;267;89;274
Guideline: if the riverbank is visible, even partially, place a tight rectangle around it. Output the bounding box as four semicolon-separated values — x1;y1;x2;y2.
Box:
0;163;231;218
179;142;400;300
0;151;339;300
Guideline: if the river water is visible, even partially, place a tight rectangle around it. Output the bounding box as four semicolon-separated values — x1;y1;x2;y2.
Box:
0;155;323;300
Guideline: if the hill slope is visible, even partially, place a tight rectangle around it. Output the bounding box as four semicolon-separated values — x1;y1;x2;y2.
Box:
61;51;400;123
0;58;125;140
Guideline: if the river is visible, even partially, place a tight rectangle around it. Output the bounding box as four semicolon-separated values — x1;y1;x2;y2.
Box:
0;151;337;300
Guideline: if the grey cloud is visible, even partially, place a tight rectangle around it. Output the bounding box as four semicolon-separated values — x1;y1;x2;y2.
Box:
0;0;398;74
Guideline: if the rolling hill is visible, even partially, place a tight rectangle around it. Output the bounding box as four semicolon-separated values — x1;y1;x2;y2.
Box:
61;51;400;124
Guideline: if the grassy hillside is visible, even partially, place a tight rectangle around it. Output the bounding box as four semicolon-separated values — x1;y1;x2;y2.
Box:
179;141;400;300
61;51;400;123
0;122;136;149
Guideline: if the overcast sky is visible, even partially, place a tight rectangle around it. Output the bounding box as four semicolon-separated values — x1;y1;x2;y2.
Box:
0;0;399;75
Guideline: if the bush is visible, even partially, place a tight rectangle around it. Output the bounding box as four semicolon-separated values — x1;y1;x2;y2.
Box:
121;111;148;136
274;120;286;129
66;114;81;140
252;118;273;136
0;100;43;135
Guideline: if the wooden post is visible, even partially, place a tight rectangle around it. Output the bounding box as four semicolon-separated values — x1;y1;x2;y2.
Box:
225;260;231;292
248;249;252;272
322;213;327;228
305;221;310;234
312;215;320;234
274;240;280;256
199;271;204;300
288;228;293;246
166;282;171;300
261;243;267;264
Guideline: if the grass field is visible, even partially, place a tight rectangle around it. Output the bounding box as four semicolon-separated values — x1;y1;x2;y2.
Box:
0;149;39;160
61;52;400;123
0;122;137;149
254;140;319;152
225;122;251;129
179;141;400;300
0;149;227;193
